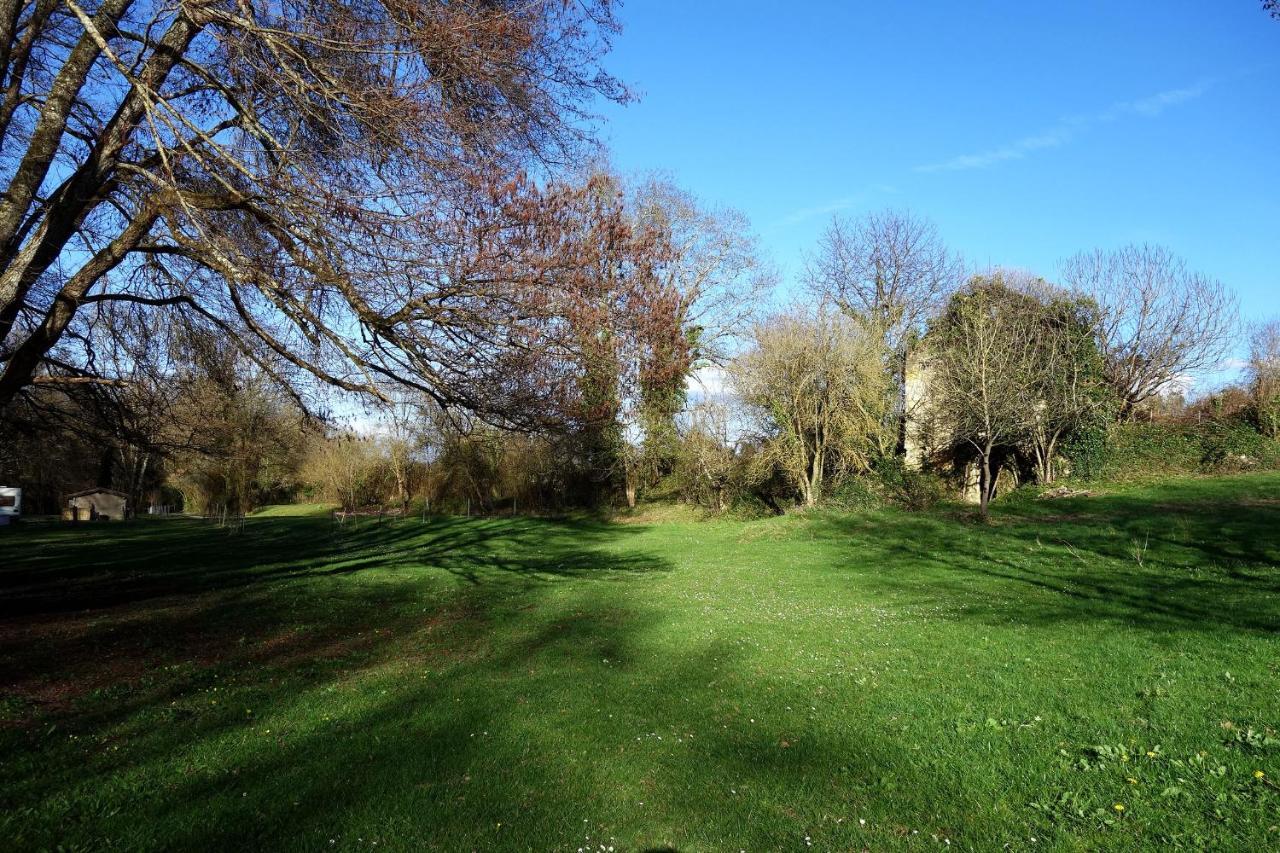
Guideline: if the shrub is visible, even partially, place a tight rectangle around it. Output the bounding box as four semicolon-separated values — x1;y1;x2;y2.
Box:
1060;403;1116;482
1197;420;1280;472
825;476;884;511
1097;419;1280;480
1099;423;1203;480
897;469;950;510
866;457;950;511
724;491;786;519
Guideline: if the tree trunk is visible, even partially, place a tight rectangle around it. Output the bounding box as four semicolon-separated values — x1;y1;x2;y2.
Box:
0;10;204;402
0;0;133;266
893;344;909;456
806;447;823;508
133;452;150;511
1033;444;1049;485
393;463;407;506
978;451;993;517
0;199;162;406
1035;430;1061;485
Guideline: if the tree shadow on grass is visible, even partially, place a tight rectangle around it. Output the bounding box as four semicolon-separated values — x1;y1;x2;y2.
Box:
0;579;970;851
0;515;669;725
0;514;662;617
810;478;1280;635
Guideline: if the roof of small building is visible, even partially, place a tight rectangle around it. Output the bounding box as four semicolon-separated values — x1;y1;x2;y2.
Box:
66;488;129;500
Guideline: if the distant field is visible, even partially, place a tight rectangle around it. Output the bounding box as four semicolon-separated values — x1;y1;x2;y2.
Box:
2;474;1278;850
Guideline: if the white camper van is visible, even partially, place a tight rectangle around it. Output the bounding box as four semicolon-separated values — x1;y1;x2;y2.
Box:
0;487;21;526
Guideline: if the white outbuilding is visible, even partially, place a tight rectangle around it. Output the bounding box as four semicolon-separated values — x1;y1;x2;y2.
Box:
0;487;20;526
65;488;129;521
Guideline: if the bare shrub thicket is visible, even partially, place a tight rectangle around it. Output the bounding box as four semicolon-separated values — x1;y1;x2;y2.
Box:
673;400;743;512
732;311;893;508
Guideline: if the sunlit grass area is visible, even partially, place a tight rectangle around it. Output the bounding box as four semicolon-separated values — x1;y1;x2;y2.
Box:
2;473;1278;850
247;503;337;518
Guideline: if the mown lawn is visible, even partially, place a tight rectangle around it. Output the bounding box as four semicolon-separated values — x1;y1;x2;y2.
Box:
2;474;1278;850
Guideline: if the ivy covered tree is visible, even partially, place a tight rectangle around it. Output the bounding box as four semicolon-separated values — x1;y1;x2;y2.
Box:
627;177;772;490
928;273;1112;514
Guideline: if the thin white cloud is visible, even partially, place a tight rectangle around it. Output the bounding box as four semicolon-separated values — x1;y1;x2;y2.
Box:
915;79;1213;174
770;196;862;229
1129;81;1210;117
919;130;1071;173
767;184;898;230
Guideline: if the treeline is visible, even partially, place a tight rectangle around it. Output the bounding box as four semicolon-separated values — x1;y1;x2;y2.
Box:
2;162;775;517
9;207;1277;521
2;2;1277;519
306;219;1274;521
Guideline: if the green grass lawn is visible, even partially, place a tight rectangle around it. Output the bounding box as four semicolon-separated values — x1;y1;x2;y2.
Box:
2;474;1278;850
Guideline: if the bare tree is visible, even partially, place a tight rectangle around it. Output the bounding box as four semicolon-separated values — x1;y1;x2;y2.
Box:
632;177;774;365
302;432;389;513
1024;294;1111;485
1060;244;1238;419
805;209;963;454
0;0;628;414
623;176;773;485
1249;319;1280;438
162;335;313;514
805;209;963;351
369;395;435;509
731;310;892;508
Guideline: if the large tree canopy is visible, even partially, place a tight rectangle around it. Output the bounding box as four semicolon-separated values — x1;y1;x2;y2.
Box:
0;0;630;416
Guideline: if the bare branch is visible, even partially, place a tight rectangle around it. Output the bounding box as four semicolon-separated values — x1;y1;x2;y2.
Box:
1060;244;1238;418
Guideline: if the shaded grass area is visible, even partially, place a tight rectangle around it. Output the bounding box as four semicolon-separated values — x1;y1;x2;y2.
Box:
1;474;1278;850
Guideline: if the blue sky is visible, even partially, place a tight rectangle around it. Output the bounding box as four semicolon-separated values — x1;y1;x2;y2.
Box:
598;2;1279;345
